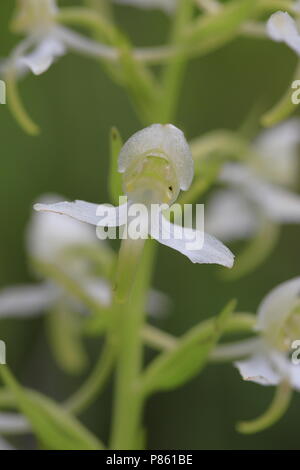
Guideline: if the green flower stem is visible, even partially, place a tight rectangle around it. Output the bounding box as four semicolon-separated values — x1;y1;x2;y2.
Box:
237;381;293;434
160;0;194;123
0;388;16;409
65;338;116;415
110;240;155;450
261;62;300;128
142;313;256;353
31;259;110;329
5;68;39;136
57;7;161;124
222;220;280;281
57;8;123;46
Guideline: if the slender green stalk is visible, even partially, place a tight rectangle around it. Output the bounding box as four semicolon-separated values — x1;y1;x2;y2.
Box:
110;240;155;449
160;0;194;123
65;339;116;415
237;381;293;434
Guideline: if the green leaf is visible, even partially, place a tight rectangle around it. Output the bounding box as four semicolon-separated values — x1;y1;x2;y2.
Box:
139;300;236;395
0;366;105;450
46;305;88;375
109;127;123;205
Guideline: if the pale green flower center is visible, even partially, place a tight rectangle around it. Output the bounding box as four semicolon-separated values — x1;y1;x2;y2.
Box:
275;303;300;352
122;155;180;206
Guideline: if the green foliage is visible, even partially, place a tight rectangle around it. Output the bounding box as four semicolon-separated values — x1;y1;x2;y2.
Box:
0;366;105;450
139;300;236;395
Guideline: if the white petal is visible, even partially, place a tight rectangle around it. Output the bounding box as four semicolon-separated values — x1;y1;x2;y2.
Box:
113;0;177;14
118;124;194;191
34;200;128;227
28;194;98;262
221;163;300;223
235;353;281;386
150;213;234;267
256;277;300;337
252;119;300;186
205;189;259;242
0;413;30;435
0;283;58;318
18;35;65;75
267;11;300;55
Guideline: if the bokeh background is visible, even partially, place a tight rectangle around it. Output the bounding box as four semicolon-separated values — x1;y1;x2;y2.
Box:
1;0;300;450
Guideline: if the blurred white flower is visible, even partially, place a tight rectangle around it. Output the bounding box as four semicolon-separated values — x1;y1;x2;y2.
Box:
0;0;116;78
35;124;234;268
205;120;300;242
114;0;177;14
267;10;300;55
235;277;300;390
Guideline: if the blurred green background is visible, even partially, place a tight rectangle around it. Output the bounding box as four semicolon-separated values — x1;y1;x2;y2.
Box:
1;0;300;450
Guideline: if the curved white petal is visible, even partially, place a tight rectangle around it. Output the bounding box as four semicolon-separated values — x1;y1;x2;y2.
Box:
118;124;194;191
34;200;129;227
267;11;300;55
0;413;30;435
221;163;300;223
235;353;281;386
256;277;300;338
114;0;177;14
205;189;259;242
150;213;234;267
0;283;59;318
18;35;65;75
28;194;98;262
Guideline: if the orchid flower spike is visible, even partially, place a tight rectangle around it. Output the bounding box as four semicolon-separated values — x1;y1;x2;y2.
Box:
267;8;300;56
114;0;177;14
235;277;300;391
0;194;168;320
35;124;234;268
205;119;300;242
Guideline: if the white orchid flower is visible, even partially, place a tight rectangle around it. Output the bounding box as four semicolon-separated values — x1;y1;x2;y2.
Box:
35;124;234;268
0;194;168;320
114;0;177;14
1;0;116;79
235;277;300;390
205;119;300;242
267;9;300;56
